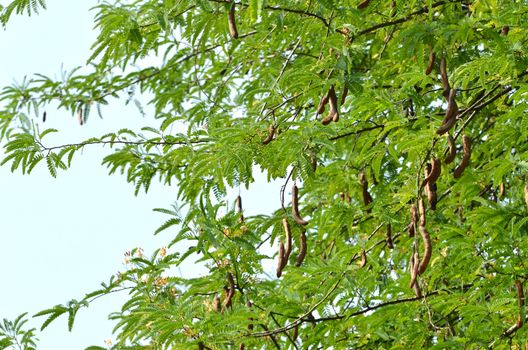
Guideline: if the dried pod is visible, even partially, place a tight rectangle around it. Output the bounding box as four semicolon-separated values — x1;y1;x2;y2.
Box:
321;114;333;125
43;111;47;123
516;280;525;328
282;218;293;263
499;181;506;199
236;195;244;222
295;229;307;267
316;94;329;114
453;135;471;178
77;107;84;126
386;223;394;249
262;124;276;145
213;294;221;312
436;89;458;135
409;204;418;237
425;49;435;75
501;26;510;35
444;134;456;164
292;185;309;225
409;251;420;288
340;85;349;105
440;56;450;98
225;272;235;308
276;242;285;277
418;198;426;227
321;85;339;124
359;249;367;268
292;324;299;341
359;172;373;211
412;281;422;298
227;2;238;39
417;225;432;275
357;0;371;9
427;182;437;210
422;158;441;188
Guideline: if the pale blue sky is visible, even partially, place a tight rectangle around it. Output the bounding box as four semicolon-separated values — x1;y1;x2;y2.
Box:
0;1;281;349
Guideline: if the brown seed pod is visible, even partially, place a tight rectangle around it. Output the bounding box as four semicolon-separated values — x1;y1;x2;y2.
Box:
453;135;471;178
444;134;456;164
418;198;426;227
43;111;47;123
516;280;525;328
417;225;432;275
282;218;293;263
295;229;307;267
501;26;510;35
213;294;221;312
359;172;373;212
357;0;371;9
321;85;339;124
422;158;441;188
425;48;435;75
412;281;422;298
499;181;506;199
436;89;458;135
236;195;244;222
292;185;309;225
227;2;238;39
225;272;235;308
341;85;349;105
77;106;84;126
359;249;367;268
440;56;450;98
386;223;394;249
276;242;285;278
262;124;276;145
198;342;205;350
427;183;437;210
292;324;299;341
409;251;420;288
317;94;329;115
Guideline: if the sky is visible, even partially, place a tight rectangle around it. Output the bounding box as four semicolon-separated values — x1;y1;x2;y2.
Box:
0;1;282;348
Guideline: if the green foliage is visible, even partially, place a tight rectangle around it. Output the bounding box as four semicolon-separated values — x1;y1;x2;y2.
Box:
0;313;38;350
2;0;528;349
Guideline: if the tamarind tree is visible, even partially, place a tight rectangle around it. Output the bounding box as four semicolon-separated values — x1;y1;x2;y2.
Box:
1;0;528;348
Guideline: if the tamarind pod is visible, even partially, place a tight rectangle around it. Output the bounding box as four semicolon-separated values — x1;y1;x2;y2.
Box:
240;344;245;350
359;172;373;210
246;301;254;331
321;115;333;125
412;282;422;298
236;195;244;222
418;198;426;227
444;134;456;164
292;324;299;341
292;185;309;225
499;181;505;199
440;56;450;98
436;89;458;135
357;0;371;9
417;225;432;275
198;342;205;350
332;112;340;123
425;49;435;75
453;135;471;178
213;294;221;312
359;249;367;268
295;229;307;267
427;182;437;210
501;26;510;35
345;192;351;203
386;223;394;249
228;3;238;39
340;85;349;105
422;158;441;188
43;111;47;123
77;107;84;126
262;125;276;145
516;280;525;328
316;94;329;114
282;218;293;263
225;272;235;308
524;184;528;211
409;251;420;288
276;242;285;277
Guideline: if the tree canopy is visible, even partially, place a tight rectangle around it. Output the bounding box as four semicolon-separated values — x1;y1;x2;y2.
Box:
1;0;528;349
